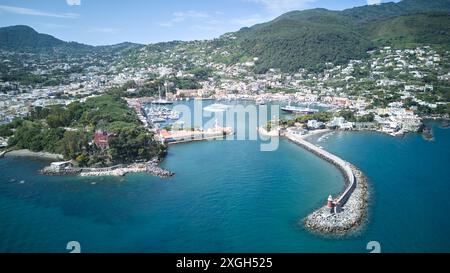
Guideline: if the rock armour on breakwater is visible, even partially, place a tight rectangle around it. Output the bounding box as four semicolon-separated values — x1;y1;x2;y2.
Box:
41;161;174;178
284;131;369;235
304;164;369;235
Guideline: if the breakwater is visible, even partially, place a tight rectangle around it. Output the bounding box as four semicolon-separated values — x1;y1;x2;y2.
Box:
41;161;174;178
284;132;369;235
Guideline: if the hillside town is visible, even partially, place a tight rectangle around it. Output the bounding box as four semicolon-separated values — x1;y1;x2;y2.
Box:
1;44;449;142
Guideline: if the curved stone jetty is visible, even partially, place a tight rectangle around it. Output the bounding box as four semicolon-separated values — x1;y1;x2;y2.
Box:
284;131;369;235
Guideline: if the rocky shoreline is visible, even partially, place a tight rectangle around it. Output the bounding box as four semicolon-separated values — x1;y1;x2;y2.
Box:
303;164;369;235
41;160;174;178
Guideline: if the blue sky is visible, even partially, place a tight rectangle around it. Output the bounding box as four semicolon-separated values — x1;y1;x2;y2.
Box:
0;0;398;45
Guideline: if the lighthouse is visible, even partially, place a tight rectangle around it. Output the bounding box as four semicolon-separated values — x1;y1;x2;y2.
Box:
327;195;334;208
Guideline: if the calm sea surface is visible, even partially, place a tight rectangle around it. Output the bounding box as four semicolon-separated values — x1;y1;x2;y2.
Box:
0;101;448;252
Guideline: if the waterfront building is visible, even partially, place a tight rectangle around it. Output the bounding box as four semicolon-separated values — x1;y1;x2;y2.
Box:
93;131;111;149
328;117;354;130
307;120;325;130
49;161;73;172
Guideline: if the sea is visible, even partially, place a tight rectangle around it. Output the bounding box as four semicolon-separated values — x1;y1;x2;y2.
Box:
0;100;449;252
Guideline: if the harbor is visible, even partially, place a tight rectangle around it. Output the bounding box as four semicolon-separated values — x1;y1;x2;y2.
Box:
0;121;449;252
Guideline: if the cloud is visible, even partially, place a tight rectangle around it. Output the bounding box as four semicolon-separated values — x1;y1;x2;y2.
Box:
158;22;173;27
367;0;381;5
0;5;78;18
246;0;316;14
159;10;212;27
88;27;121;34
66;0;81;6
172;10;211;22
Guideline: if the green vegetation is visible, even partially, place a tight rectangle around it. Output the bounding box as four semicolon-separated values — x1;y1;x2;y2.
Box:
214;0;450;73
233;9;372;73
280;112;333;127
363;12;450;48
0;25;93;53
5;93;166;167
1;1;450;75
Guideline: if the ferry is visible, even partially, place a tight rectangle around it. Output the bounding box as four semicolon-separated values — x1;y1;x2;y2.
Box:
281;105;319;114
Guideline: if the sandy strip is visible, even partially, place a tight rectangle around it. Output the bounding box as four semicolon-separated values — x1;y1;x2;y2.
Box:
5;149;64;160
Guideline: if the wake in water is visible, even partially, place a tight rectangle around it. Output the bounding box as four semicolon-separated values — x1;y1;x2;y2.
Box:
317;132;335;143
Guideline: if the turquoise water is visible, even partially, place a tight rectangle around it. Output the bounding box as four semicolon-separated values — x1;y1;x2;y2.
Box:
0;120;449;252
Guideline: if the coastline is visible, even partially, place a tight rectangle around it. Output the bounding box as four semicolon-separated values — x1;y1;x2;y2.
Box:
4;149;64;160
284;130;369;235
41;160;175;178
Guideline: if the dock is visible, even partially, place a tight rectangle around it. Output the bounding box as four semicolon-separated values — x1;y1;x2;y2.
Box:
157;126;234;145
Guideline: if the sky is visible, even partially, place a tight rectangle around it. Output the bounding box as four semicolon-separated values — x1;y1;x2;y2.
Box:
0;0;398;46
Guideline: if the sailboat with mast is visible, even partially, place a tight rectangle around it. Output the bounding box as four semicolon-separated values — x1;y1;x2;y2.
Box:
152;83;173;105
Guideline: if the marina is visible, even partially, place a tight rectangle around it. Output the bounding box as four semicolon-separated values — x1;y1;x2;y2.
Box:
144;106;180;124
151;85;174;105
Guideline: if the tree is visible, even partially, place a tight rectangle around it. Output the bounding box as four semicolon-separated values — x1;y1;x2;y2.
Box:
58;131;89;159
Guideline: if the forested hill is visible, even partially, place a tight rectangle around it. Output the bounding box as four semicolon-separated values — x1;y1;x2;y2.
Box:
1;0;450;73
0;25;93;53
0;25;142;54
226;0;450;73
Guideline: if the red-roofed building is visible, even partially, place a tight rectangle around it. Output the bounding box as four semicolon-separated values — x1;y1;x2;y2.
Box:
159;129;171;138
159;129;175;143
93;131;111;149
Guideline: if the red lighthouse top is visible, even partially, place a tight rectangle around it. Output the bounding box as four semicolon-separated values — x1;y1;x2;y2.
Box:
327;195;334;208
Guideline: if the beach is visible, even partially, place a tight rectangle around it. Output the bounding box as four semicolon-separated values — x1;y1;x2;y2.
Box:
5;149;64;160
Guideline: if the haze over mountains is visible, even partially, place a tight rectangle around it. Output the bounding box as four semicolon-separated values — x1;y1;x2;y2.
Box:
1;0;449;72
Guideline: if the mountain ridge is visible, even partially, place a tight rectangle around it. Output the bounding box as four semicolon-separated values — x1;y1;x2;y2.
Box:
1;0;449;72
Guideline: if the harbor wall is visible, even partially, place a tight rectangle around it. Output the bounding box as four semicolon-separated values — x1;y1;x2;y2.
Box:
285;132;356;206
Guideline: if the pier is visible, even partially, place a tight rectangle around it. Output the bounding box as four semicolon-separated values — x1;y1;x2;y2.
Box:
284;131;369;235
157;122;234;145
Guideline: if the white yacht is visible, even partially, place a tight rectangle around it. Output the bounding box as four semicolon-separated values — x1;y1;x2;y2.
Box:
203;103;230;113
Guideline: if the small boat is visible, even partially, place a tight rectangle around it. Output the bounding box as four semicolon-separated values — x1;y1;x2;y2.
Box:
151;118;166;123
255;98;267;105
152;99;173;105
